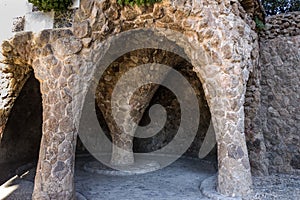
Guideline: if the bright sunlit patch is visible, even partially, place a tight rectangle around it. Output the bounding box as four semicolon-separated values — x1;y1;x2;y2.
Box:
20;171;29;179
0;0;28;42
0;175;20;200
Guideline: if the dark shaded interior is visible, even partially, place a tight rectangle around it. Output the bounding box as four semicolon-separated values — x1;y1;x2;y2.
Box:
133;61;216;159
0;73;42;184
91;49;217;160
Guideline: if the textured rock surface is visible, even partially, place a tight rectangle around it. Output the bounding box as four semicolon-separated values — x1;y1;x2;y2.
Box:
12;16;25;32
0;0;259;198
1;0;300;199
243;11;300;177
244;61;269;176
239;0;265;22
259;12;300;39
54;9;77;29
259;35;300;174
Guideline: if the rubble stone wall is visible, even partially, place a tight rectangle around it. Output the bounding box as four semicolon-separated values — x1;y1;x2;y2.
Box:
259;34;300;174
243;11;300;176
244;63;269;176
259;11;300;39
245;12;300;175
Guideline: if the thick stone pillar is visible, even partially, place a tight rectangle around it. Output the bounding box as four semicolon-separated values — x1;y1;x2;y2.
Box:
96;50;181;166
109;82;159;166
31;31;89;200
110;131;135;166
98;78;160;166
32;57;77;200
204;73;252;197
96;60;158;166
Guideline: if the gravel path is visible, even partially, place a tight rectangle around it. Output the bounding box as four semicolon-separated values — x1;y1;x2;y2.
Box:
250;174;300;200
1;156;299;200
75;156;216;200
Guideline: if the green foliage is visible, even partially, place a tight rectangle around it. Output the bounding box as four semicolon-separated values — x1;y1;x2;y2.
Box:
255;16;265;31
28;0;73;12
262;0;300;15
117;0;162;6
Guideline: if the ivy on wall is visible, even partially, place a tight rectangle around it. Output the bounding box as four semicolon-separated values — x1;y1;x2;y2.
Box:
117;0;162;6
28;0;73;12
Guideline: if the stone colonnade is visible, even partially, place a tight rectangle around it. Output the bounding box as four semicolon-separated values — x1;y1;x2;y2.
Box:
0;0;259;198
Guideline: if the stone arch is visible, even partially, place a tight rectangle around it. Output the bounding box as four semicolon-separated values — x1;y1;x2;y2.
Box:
0;0;259;199
0;72;42;184
78;0;255;196
0;34;33;140
94;47;197;166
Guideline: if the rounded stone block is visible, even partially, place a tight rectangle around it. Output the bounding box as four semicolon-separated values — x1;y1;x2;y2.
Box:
53;37;83;57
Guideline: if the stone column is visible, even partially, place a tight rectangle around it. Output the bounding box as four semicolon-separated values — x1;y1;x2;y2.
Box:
32;31;86;200
111;83;160;166
97;77;159;166
32;56;76;200
206;74;252;197
96;50;182;166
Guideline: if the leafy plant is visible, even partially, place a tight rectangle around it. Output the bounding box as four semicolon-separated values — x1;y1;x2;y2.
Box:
28;0;73;12
262;0;300;15
255;16;265;31
117;0;162;6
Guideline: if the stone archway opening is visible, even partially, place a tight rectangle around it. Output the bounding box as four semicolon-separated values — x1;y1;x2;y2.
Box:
93;47;216;164
72;47;218;199
0;0;258;198
132;52;216;162
92;47;214;166
0;73;42;184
